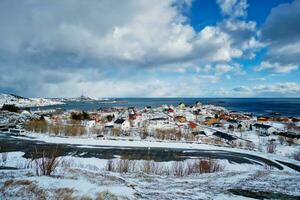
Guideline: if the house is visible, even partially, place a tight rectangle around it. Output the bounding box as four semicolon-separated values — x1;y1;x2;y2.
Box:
213;131;236;141
192;131;206;136
178;102;185;110
277;131;300;139
203;117;219;125
167;108;174;113
105;121;114;128
253;123;277;135
188;121;197;129
175;116;187;123
257;116;269;122
227;119;238;124
114;118;130;132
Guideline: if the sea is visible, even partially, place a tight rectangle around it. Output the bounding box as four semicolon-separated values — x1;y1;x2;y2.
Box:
31;98;300;117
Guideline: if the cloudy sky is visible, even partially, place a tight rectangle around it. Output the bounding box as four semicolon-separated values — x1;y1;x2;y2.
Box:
0;0;300;98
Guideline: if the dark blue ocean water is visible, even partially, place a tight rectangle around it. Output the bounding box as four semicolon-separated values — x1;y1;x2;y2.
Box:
32;98;300;117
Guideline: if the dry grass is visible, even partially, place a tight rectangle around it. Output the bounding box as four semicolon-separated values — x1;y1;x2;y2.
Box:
96;191;118;200
266;141;276;154
111;128;121;136
106;159;224;176
1;179;46;200
155;128;177;140
25;119;48;133
54;188;76;200
63;124;87;136
90;127;103;135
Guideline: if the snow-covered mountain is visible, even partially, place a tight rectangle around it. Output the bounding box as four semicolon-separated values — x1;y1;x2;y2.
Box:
0;93;64;108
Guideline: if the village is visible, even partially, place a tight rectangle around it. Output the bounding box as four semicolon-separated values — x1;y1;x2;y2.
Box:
1;101;300;199
1;100;299;160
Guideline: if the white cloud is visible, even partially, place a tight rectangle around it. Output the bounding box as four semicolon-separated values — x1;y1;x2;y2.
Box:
248;77;266;81
217;0;248;18
231;82;300;97
0;0;264;97
215;64;233;75
255;61;298;73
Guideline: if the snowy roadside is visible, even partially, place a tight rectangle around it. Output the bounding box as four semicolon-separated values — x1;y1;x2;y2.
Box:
1;151;300;199
15;132;300;171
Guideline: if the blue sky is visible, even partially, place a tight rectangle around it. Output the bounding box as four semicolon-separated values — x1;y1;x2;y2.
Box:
0;0;299;97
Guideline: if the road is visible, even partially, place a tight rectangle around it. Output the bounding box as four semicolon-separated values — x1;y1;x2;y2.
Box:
0;132;300;172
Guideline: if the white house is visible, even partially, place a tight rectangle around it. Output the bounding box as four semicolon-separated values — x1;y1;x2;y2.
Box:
253;123;277;135
114;118;130;132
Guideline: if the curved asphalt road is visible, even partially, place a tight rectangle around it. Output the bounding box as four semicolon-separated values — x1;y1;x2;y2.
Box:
0;133;299;172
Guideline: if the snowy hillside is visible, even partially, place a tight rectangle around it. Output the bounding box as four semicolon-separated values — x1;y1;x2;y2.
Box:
0;93;64;108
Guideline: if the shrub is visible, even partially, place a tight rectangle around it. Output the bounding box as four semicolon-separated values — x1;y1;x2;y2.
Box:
106;159;113;171
245;141;255;150
141;126;149;139
1;104;20;112
114;159;136;173
266;141;276;154
63;124;87;136
25;119;48;133
293;150;300;161
286;138;295;146
172;162;185;177
31;147;61;176
278;136;285;145
96;191;118;200
70;111;90;121
48;124;63;136
0;153;8;166
141;160;156;174
111;128;121;136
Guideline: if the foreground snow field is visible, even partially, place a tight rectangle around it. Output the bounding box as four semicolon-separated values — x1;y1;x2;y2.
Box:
0;151;300;200
17;132;300;169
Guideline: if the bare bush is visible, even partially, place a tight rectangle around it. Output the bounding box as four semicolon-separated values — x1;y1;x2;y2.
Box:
31;147;61;176
141;126;149;139
175;131;182;141
109;159;137;174
106;158;224;176
278;136;285;145
182;133;195;141
172;162;185;177
90;127;103;135
208;159;224;173
293;150;300;161
286;138;295;146
96;191;118;200
106;159;113;172
25;119;48;133
63;123;87;136
111;128;121;137
0;152;7;166
245;141;255;150
155;128;176;140
266;141;276;154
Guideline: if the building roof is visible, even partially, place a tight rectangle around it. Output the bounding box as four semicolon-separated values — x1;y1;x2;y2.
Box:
213;131;236;141
114;118;125;124
253;123;272;129
151;117;168;121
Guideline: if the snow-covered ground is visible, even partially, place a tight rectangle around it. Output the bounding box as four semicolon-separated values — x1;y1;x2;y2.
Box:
1;151;299;199
14;132;300;171
0;93;64;108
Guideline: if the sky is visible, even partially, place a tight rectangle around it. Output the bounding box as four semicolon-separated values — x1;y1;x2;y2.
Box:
0;0;300;98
